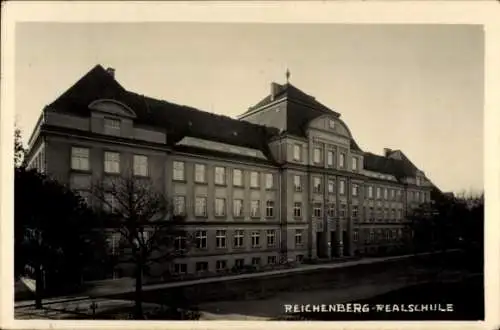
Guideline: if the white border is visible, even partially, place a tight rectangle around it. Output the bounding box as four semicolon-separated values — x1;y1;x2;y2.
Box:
1;1;499;330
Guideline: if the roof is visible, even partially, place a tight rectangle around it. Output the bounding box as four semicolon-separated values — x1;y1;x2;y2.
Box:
363;152;417;179
46;65;280;159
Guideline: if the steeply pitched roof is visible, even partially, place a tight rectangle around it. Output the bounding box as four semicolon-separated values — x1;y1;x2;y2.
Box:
363;152;417;179
46;65;280;159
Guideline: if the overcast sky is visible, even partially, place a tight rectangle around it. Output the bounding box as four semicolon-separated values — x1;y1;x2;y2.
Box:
15;23;484;193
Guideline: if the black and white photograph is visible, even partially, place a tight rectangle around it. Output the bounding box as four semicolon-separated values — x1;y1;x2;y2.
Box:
1;2;497;329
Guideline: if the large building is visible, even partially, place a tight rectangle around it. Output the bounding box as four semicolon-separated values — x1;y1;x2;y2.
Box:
26;65;434;277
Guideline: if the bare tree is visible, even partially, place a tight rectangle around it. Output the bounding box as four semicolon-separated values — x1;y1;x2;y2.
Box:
92;175;188;319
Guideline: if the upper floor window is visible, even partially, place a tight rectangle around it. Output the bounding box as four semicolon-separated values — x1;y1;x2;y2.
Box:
195;196;207;217
293;144;302;161
215;198;226;216
352;157;358;171
215;166;226;185
313;148;322;164
194;164;206;183
265;173;274;189
133;155;148;177
352;184;359;197
376;187;381;199
266;200;275;218
328;119;335;129
104;117;121;135
233;169;243;187
339;180;345;195
251;200;260;217
173;196;186;215
339;153;346;169
71;147;90;171
250;171;260;188
294;175;302;192
328;179;335;194
327;150;334;167
313;177;322;193
104;151;120;174
368;185;373;198
233;199;243;217
384;188;388;200
173;161;185;181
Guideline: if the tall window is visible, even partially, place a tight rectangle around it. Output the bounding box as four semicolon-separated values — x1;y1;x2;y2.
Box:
294;175;302;192
216;260;227;271
195;231;207;249
251;231;260;248
265;173;274;189
194;164;206;183
339;153;346;168
339;180;345;195
71;147;90;171
251;200;260;217
313;177;322;193
104;152;120;174
174;235;186;251
293;202;302;218
173;161;185;181
327;151;334;167
390;189;395;200
313;203;322;218
328;180;335;194
233;169;243;186
369;207;375;221
352;157;358;171
267;230;276;247
339;204;347;218
369;230;375;242
234;230;244;248
384;188;388;200
104;117;121;135
174;263;187;274
216;230;226;248
368;186;373;198
266;200;275;218
352;205;359;219
173;196;186;215
215;198;226;216
133;155;148;177
250;171;260;188
293;144;302;161
195;197;207;217
104;193;117;214
295;230;303;246
352;184;359;197
233;199;243;217
353;230;359;242
376;187;381;199
313;147;321;164
329;119;335;129
328;203;336;217
268;256;277;265
215;166;226;185
195;262;208;273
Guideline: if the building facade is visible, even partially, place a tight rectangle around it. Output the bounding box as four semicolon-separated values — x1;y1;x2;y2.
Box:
26;65;434;277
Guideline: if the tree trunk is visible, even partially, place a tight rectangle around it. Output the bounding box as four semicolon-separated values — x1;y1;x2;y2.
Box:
35;262;43;309
134;261;144;319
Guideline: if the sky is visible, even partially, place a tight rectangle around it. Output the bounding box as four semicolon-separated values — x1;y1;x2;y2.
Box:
15;23;484;194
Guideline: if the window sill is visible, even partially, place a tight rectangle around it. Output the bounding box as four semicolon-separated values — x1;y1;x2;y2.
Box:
173;179;187;183
233;215;244;219
250;186;260;190
214;183;227;187
104;172;121;177
194;215;208;220
133;174;149;179
214;215;226;218
70;169;92;174
194;181;208;185
232;184;244;189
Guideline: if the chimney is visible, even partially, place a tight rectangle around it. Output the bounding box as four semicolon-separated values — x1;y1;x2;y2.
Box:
106;67;115;78
384;148;392;157
270;82;280;101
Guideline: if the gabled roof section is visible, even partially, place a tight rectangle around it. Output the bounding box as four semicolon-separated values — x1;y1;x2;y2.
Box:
45;65;280;160
363;152;416;179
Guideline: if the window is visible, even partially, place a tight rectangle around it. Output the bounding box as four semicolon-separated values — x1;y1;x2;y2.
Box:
215;167;226;185
339;180;345;195
195;262;208;273
216;230;226;248
369;230;375;242
384;188;388;200
385;230;390;241
296;255;304;263
235;259;245;268
233;199;243;217
327;151;334;167
194;164;206;183
195;231;207;249
215;198;226;217
265;173;274;189
252;257;261;266
329;119;335;129
234;230;244;248
339;153;346;168
390;189;395;200
328;203;336;217
104;193;117;214
174;236;186;251
369;207;375;221
132;155;148;177
313;147;321;164
391;209;396;220
233;169;243;186
104;117;121;135
267;230;276;247
368;186;373;198
313;177;322;193
339;204;347;218
268;256;277;265
295;230;303;246
108;232;121;255
352;184;359;197
293;175;302;192
313;203;322;218
173;161;185;181
328;180;335;194
216;260;227;271
104;152;120;174
352;205;359;219
174;263;187;274
250;200;260;217
352;157;358;171
353;230;359;242
251;231;260;248
376;187;381;199
195;197;207;217
173;196;186;215
293;144;302;161
397;209;402;220
250;171;260;188
77;191;91;206
71;147;89;171
266;200;275;218
377;208;383;221
293;202;302;218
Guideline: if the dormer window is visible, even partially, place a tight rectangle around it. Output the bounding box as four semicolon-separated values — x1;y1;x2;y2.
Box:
104;117;121;136
329;119;335;129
